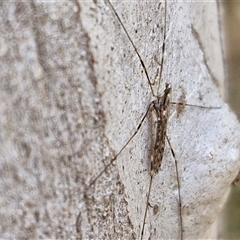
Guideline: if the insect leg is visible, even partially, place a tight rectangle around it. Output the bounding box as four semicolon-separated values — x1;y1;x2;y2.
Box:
89;103;153;187
166;135;183;240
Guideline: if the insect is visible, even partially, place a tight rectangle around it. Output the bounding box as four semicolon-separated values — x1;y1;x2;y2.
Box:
101;1;185;239
78;1;222;239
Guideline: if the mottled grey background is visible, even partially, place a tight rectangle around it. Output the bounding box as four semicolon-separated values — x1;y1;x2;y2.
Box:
223;1;240;238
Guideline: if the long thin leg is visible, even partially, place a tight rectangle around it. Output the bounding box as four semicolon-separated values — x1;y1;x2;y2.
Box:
166;135;183;240
105;0;155;97
89;103;153;187
171;101;221;109
141;176;153;240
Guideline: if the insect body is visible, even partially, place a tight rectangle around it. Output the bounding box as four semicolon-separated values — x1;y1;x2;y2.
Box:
151;83;171;176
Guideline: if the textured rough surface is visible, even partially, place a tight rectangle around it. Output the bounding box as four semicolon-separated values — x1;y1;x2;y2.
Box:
0;1;239;239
